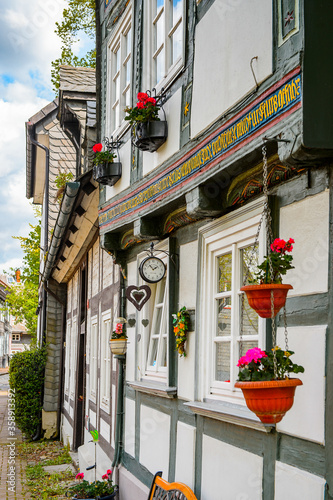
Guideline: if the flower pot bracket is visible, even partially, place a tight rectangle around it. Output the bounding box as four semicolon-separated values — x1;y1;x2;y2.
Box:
93;163;122;186
133;121;168;152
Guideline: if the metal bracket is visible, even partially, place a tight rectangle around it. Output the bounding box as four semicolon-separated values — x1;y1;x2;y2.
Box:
144;242;179;273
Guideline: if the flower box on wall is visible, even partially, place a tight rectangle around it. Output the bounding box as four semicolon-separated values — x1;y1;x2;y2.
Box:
93;162;122;187
132;121;168;152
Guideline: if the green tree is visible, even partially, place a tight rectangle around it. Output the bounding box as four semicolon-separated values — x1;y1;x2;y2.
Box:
4;207;41;339
51;0;96;93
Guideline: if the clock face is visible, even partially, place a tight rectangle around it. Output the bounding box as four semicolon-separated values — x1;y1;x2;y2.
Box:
139;257;166;283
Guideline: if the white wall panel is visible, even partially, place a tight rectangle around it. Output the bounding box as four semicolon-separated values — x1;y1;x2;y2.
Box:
276;325;326;444
175;422;196;490
139;406;170;476
201;435;263;500
191;0;272;138
124;398;136;457
275;462;325;500
280;190;329;296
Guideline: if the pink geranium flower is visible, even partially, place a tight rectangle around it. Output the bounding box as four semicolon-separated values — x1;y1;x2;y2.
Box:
92;143;103;153
76;472;84;480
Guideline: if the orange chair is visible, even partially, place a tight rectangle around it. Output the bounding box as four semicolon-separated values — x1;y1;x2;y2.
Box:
148;471;197;500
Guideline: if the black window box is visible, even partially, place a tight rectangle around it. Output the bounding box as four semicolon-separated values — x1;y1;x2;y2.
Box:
133;121;168;152
93;162;122;187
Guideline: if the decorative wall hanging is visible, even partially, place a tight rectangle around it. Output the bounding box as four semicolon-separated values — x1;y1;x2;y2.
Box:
93;137;122;186
125;89;168;152
126;285;151;311
172;306;190;357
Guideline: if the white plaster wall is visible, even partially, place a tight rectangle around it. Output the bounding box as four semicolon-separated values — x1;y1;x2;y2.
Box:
102;250;114;289
142;88;182;177
178;241;197;400
191;0;272;138
139;405;170;476
78;441;112;483
280;190;329;296
201;435;263;500
275;462;325;500
119;466;149;500
100;418;110;443
60;414;73;449
125;260;138;382
174;422;196;490
105;138;131;198
276;325;326;444
124;397;136;458
92;240;100;297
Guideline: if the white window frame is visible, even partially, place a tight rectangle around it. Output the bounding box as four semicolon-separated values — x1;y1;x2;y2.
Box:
100;310;112;411
64;320;71;395
199;199;266;404
12;333;20;341
137;243;169;384
106;3;133;138
90;315;98;401
144;0;185;93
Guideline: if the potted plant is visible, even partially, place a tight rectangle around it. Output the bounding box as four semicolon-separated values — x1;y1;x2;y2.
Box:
109;318;128;355
66;470;117;499
55;170;74;203
172;307;190;357
92;143;121;187
234;347;304;424
125;91;168;152
241;237;295;318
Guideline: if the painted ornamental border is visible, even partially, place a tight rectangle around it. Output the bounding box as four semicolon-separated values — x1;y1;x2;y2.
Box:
99;67;301;231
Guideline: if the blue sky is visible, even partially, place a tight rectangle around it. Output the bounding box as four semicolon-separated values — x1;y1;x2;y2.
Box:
0;0;93;275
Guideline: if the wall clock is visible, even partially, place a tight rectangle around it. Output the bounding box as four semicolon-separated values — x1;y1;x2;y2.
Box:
139;256;166;284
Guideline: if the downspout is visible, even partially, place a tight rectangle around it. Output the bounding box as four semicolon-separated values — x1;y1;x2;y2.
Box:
27;122;49;441
112;274;126;470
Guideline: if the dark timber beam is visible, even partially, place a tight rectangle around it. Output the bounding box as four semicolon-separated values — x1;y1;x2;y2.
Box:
185;185;224;218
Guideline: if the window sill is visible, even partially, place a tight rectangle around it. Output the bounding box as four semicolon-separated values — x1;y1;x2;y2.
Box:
127;381;177;399
184;400;274;433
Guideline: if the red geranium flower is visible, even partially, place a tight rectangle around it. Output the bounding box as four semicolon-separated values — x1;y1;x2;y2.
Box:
92;143;103;153
146;97;156;105
76;472;84;480
137;92;149;102
136;101;145;109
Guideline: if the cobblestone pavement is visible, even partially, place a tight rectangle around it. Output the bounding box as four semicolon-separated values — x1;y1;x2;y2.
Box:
0;374;28;499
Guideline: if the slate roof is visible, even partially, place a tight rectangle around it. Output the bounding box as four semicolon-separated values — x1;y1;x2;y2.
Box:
59;66;96;93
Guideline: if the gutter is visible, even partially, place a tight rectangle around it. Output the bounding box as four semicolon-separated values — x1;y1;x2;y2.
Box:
41;182;80;283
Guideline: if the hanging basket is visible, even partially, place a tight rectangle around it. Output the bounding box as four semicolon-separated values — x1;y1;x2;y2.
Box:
132;121;168;152
93;162;122;187
235;378;302;424
109;339;127;355
240;283;293;318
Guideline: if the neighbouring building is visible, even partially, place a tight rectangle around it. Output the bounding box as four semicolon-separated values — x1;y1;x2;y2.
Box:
92;1;333;500
0;276;11;367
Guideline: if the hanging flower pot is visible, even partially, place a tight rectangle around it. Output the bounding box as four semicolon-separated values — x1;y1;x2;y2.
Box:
109;338;127;355
125;90;168;152
240;283;293;318
109;319;128;355
132;121;168;152
236;347;304;424
93;162;122;187
235;378;302;424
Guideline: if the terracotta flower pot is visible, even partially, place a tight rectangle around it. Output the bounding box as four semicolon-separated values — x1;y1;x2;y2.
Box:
240;284;293;318
235;378;302;424
109;339;127;355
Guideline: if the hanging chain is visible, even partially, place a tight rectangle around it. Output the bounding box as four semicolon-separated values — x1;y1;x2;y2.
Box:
283;305;289;352
262;145;278;379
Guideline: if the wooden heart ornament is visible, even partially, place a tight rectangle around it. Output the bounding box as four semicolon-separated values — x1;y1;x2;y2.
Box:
126;285;151;311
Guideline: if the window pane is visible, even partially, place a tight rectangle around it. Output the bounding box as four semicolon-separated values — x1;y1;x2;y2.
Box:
238;340;258;360
215;342;230;381
171;23;182;64
155;13;165;50
216;297;231;336
241;245;258;285
115;49;120;72
156;0;164;12
154;307;162;331
125;60;131;86
218;253;232;293
157;278;166;303
125;88;131;107
172;0;183;21
240;294;258;336
126;28;131;57
161;337;167;367
149;339;158;366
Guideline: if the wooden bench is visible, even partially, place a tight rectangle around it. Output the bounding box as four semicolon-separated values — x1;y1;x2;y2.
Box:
148;471;197;500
